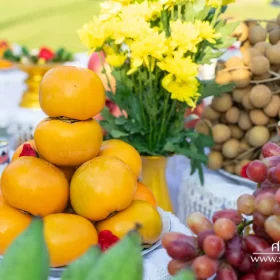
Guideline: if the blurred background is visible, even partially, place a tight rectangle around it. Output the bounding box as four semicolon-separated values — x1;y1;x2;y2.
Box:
1;0;280;52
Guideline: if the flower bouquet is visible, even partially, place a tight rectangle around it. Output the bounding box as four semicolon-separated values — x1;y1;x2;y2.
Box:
79;0;238;185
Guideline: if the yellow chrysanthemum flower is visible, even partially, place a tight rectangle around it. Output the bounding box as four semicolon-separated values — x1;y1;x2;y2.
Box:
170;20;201;53
160;0;194;10
112;17;150;44
128;30;168;74
162;75;200;108
157;52;198;81
206;0;235;8
78;18;113;51
99;1;123;21
195;20;221;44
111;0;131;4
121;1;162;22
106;53;128;68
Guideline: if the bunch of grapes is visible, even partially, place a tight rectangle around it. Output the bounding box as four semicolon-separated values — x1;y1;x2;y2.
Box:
162;142;280;280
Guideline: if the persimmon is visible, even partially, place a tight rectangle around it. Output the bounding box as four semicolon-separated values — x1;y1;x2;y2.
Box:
12;140;37;161
44;213;98;267
1;157;69;217
98;139;142;178
34;118;103;167
0;203;31;254
134;182;157;207
96;200;162;244
39;66;105;120
70;156;137;221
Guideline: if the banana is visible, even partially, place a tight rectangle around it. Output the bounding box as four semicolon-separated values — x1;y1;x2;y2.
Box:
86;229;143;280
0;218;50;280
61;246;101;280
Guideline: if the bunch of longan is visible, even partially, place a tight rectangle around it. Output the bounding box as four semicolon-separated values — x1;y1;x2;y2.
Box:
196;14;280;176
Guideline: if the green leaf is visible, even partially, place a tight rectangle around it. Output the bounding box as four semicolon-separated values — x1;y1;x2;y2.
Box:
0;218;50;280
173;269;195;280
86;230;143;280
61;247;101;280
111;129;130;138
198;45;224;65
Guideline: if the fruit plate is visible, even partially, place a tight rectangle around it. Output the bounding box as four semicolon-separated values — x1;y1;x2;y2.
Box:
218;169;256;189
0;207;170;278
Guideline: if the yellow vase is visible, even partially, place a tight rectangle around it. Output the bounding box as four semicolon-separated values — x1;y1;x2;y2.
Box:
17;64;59;109
141;156;173;213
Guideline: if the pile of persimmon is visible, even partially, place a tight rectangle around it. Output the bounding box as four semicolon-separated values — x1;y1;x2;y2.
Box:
0;66;162;268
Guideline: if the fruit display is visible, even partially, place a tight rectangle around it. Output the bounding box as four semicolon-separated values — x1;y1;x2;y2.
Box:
0;65;163;268
163;141;280;279
199;13;280;176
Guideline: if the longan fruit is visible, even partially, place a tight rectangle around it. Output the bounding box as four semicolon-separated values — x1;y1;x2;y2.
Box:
238;111;253;130
224;164;235;174
242;92;254;110
239;141;250;152
222;139;240;159
235;160;251;176
269;28;280;45
254;42;271;55
249;56;270;76
225;107;240;124
267;21;278;32
216;71;232;85
212;144;222;151
247;126;270;147
249;85;272;108
242;48;261;66
233;22;249;42
225;56;245;69
211;93;233;113
252;72;271;81
233;86;252;103
229;125;244;140
249;109;270;125
195;119;212;135
266;45;280;64
264;95;280;117
231;69;251;88
207;151;223;170
212;124;231;144
249;25;267;45
202;105;220;121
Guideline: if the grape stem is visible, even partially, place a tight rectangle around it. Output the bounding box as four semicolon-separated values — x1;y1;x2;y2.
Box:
237;220;253;235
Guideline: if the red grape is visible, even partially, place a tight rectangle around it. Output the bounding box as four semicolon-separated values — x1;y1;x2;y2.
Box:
272;203;280;215
197;229;215;250
255;268;278;280
254;192;276;216
162;232;198;261
253;211;267;227
268;164;280;184
216;262;238;280
167;259;191;276
245;235;270;254
264;215;280;242
187;212;213;235
238;253;254;273
246;160;267;183
214;218;237;240
241;274;256;280
237;194;255;215
263;156;280;169
275;188;280;203
203;235;225;259
253;224;274;244
253;187;276;198
192;255;218;279
257;247;279;270
225;236;246;267
262;142;280;158
212;209;243;225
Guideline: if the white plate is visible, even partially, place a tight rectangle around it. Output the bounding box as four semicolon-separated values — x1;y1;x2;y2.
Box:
0;208;171;278
218;169;256;189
